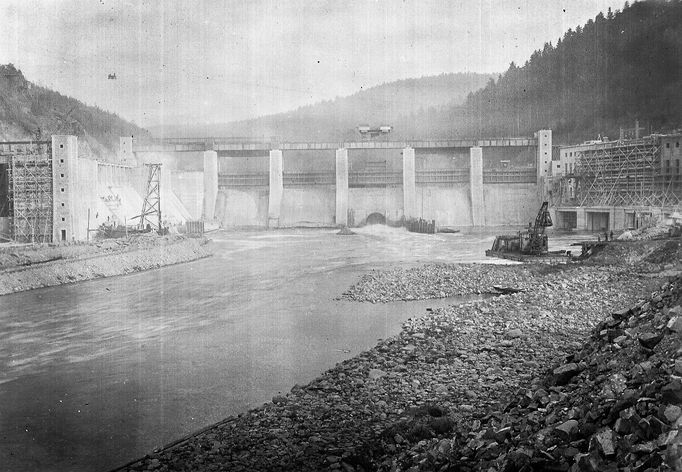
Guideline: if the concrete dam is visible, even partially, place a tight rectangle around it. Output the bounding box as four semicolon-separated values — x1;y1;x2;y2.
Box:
0;131;551;242
133;130;552;230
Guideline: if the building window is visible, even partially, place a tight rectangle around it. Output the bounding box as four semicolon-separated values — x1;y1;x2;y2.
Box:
59;144;64;149
60;173;64;178
61;217;65;222
60;187;65;192
667;143;671;148
61;203;65;207
60;159;64;164
666;160;671;173
677;142;680;148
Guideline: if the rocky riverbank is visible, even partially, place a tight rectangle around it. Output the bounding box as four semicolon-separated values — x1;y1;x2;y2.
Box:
115;258;679;472
341;264;551;303
0;235;211;295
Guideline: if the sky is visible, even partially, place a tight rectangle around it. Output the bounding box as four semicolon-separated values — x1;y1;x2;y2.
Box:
0;0;626;128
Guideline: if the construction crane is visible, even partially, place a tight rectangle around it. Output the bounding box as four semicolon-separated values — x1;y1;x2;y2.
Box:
524;201;553;255
486;202;567;262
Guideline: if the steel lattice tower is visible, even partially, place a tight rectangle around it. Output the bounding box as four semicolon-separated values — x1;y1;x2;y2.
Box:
138;163;162;231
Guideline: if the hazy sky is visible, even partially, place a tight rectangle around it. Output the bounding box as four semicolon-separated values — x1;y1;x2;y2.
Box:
0;0;625;128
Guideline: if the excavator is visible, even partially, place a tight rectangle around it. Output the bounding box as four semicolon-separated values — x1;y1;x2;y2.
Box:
486;202;569;262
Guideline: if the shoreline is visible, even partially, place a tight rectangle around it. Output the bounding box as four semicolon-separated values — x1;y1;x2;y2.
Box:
111;240;682;472
0;236;212;296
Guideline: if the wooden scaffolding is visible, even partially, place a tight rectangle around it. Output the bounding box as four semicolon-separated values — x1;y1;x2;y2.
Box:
6;142;53;243
574;137;679;207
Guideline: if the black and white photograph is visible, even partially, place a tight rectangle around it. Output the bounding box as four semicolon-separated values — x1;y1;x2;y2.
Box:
0;0;681;471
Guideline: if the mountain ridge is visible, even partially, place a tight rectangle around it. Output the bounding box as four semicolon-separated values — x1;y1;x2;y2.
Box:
150;72;496;141
154;0;682;145
0;64;148;159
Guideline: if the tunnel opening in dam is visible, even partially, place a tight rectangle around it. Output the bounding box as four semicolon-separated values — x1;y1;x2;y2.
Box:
365;212;386;225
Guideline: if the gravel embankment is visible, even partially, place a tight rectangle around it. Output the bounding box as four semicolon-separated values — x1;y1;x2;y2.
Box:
341;264;557;302
377;275;682;472
0;236;211;295
116;264;668;472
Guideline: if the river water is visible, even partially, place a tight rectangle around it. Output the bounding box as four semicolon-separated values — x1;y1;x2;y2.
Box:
0;226;587;472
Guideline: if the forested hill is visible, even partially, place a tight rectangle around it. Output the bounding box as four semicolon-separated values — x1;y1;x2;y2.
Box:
457;0;682;144
157;73;495;141
0;64;148;159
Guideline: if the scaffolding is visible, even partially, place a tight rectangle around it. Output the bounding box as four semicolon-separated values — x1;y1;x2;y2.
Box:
573;136;680;207
137;163;162;231
6;142;53;242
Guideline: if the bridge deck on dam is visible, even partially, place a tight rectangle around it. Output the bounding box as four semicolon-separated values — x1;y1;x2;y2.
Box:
133;137;537;153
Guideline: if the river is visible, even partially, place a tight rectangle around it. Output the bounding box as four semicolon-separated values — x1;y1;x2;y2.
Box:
0;226;586;472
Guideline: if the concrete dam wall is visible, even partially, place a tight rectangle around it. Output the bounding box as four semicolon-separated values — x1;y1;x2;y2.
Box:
132;133;551;230
0;137;196;243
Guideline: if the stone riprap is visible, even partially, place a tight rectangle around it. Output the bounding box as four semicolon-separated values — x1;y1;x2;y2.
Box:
340;264;543;303
378;276;682;472
117;265;671;472
0;235;211;295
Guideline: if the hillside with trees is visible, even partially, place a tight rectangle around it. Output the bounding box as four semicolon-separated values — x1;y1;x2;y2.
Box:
157;73;495;141
174;0;682;145
460;0;682;144
0;64;148;159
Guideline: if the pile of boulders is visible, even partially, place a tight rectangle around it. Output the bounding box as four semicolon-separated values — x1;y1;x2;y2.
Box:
341;264;546;302
117;265;666;472
618;225;672;242
374;275;682;472
586;239;682;275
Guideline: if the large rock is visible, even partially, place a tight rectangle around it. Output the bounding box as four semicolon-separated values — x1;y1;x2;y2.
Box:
368;369;387;380
555;419;579;439
662;379;682;404
591;428;616;457
505;328;523;339
638;332;663;349
552;363;581;386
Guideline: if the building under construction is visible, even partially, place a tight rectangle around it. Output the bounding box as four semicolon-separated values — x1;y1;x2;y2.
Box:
550;133;682;231
0;138;74;243
0;136;194;243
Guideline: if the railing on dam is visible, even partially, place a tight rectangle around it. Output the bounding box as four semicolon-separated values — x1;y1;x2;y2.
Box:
416;169;469;184
218;173;269;187
133;136;538;153
283;172;335;186
349;171;403;187
483;168;537;184
217;169;537;188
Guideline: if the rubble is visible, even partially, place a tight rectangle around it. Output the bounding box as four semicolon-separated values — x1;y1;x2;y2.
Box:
116;264;676;472
340;264;553;302
0;236;211;295
373;275;682;472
